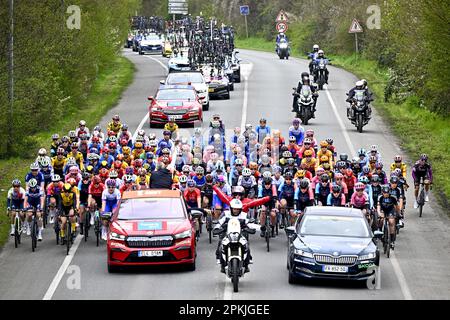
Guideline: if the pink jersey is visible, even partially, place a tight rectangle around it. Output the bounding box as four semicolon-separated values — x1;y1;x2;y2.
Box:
351;191;369;208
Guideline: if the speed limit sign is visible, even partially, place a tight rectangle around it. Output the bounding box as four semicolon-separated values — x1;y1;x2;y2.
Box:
276;22;288;33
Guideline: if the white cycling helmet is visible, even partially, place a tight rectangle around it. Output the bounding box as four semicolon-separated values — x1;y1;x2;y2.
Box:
242;168;251;177
229;199;243;216
318;50;324;55
313;44;319;50
179;175;188;183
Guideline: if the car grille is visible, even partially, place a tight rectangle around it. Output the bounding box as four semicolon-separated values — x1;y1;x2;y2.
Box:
126;236;174;248
314;254;357;266
164;109;187;116
147;45;162;49
125;251;177;263
176;63;190;68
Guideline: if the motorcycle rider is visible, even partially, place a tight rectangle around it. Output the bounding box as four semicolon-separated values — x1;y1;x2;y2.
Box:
346;80;374;121
312;50;330;84
308;44;320;75
292;73;319;116
275;32;289;51
215;199;254;273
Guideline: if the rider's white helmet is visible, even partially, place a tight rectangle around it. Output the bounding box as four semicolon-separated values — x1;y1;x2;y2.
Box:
313;44;320;50
318;50;324;55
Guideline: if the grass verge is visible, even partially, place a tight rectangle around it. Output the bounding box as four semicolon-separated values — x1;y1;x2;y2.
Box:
236;37;450;209
0;55;135;248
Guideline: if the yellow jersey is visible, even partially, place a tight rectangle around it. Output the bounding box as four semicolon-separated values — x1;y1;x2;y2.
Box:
52;156;66;171
61;192;76;207
164;123;179;132
390;162;407;177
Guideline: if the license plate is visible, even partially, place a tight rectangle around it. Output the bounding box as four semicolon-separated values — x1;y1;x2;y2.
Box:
323;265;348;273
138;250;163;257
169;115;183;120
208;88;214;93
152;47;158;50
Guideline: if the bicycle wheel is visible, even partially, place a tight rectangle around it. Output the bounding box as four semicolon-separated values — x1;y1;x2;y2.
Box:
206;215;212;244
84;211;90;242
14;216;20;248
31;218;37;252
383;222;388;255
66;221;71;255
418;187;425;218
95;217;100;247
386;231;391;258
265;217;270;252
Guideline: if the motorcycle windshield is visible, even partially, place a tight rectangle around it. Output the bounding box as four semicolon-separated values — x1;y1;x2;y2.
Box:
227;217;242;234
300;86;312;98
355;90;366;101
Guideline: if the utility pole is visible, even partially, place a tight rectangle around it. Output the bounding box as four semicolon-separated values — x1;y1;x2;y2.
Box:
244;14;248;38
7;0;14;154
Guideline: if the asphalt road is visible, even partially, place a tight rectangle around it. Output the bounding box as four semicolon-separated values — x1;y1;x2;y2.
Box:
1;49;449;300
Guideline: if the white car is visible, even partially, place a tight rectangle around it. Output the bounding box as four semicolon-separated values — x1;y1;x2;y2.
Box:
162;71;210;111
139;34;163;55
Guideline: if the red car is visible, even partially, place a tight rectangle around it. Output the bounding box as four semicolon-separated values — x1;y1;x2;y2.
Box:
107;189;201;272
148;85;203;128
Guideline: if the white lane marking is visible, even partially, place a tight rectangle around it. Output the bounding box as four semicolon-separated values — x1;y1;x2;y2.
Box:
240;63;254;132
144;55;169;73
324;84;413;300
223;276;232;300
43;235;82;300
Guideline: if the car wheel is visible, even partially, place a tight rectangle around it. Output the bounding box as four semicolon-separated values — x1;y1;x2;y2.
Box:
108;264;120;273
149;121;157;128
230;83;234;91
186;259;196;271
225;90;230;100
288;268;297;284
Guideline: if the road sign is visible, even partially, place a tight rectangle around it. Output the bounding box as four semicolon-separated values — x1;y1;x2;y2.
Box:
349;19;363;33
276;22;288;33
240;5;249;16
169;0;188;15
276;10;288;22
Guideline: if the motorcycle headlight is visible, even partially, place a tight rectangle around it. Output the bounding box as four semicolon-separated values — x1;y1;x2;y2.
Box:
110;232;126;241
294;248;314;258
358;252;376;260
228;232;240;242
174;229;192;239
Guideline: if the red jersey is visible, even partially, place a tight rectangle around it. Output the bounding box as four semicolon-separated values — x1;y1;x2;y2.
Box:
88;182;105;197
184;188;201;205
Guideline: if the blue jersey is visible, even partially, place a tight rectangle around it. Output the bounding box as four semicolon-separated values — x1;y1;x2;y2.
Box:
255;126;271;144
288;126;305;145
26;187;43;208
193;175;206;188
278;182;295;200
25;172;45;186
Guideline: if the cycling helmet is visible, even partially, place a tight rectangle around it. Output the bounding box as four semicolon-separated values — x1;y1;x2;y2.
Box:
299;179;310;189
282;151;292;158
316;168;325;176
320;155;329;163
187;180;197;188
261;155;270;165
179;175;188;184
313;44;319;51
249;162;258;170
124;175;133;183
303;138;312;145
339;154;348;162
332;184;341;193
390;176;399;184
82;172;91;180
420;154;428;161
69;166;79;174
30;162;40;170
336;161;346;169
355;182;365;191
38;148;47;156
304;150;313;157
335;172;344;179
67;178;77;186
371;174;380;183
305;129;314;137
375;162;383;169
393;168;402;177
320;174;329;182
359;176;370;185
182;165;191;173
135;136;144;143
242;168;251;177
232;186;245;195
134;142;143;149
262;171;272;179
40;158;50;168
369;156;377;163
357;148;366;156
260;118;267;124
52;134;60;140
381;185;390;193
292;118;300;125
234;159;244;166
362;167;370;174
263;177;272;185
93;176;102;184
326;138;333;145
112;115;120;121
229;199;243;216
195;167;204;175
211;120;220;128
287;158;295;165
345;168;354;177
322;163;331;170
285;172;294;180
355;81;364;90
69;131;77;138
52;175;61;182
134;159;143;167
109;170;118;179
63;183;72;192
192;158;201;165
296;170;306;178
394;155;402;163
106;180;116;188
318;50;324;55
352;157;360;164
61;136;69;143
161;148;170;155
370;145;378;152
320;141;328;148
146;152;154;160
217;175;226;184
28;178;38;188
289;136;297;143
205;174;214;183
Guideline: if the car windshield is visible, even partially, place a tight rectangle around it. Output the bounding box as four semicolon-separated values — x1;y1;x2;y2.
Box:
298;215;369;238
118;198;185;220
167;73;204;84
156;89;196;100
145;35;160;41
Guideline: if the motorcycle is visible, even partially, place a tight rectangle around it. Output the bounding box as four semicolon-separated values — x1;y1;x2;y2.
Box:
213;217;256;293
314;58;329;90
276;39;290;60
292;85;316;125
347;90;372;133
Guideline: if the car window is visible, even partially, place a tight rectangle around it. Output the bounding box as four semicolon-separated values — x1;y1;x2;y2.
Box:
299;215;369;238
156;89;196;100
167;73;204;84
118;198;186;220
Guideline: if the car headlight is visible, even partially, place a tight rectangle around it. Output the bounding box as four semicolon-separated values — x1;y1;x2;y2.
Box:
358;252;376;260
110;232;126;241
294;248;314;258
151;107;161;112
174;229;192;239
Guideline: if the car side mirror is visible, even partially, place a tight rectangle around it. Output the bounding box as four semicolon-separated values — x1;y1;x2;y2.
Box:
235;51;239;54
373;230;383;239
346;93;349;96
285;226;296;238
292;87;297;91
148;96;154;101
160;80;165;85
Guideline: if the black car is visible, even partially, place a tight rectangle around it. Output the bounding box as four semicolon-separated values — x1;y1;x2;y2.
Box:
286;207;382;285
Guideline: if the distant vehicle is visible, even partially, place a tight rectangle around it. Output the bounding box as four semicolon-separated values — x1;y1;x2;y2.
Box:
223;57;235;91
139;34;163;55
168;54;191;73
230;51;242;83
276;38;290;60
162;71;210;111
125;32;135;48
107;190;202;272
148;85;203;128
203;69;230;100
286;207;382;285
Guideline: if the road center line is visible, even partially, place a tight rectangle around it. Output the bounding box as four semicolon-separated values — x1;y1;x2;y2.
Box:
324;85;412;300
240;63;253;132
43;235;82;300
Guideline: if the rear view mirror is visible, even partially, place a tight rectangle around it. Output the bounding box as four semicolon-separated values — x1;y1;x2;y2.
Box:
285;226;296;238
160;80;166;85
148;96;154;101
235;51;239;54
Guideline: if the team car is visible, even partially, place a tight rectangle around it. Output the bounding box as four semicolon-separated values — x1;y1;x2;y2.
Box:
230;50;242;83
148;85;203;127
161;71;210;111
107;190;202;272
168;53;191;73
202;68;230;100
286;207;382;285
138;34;163;55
